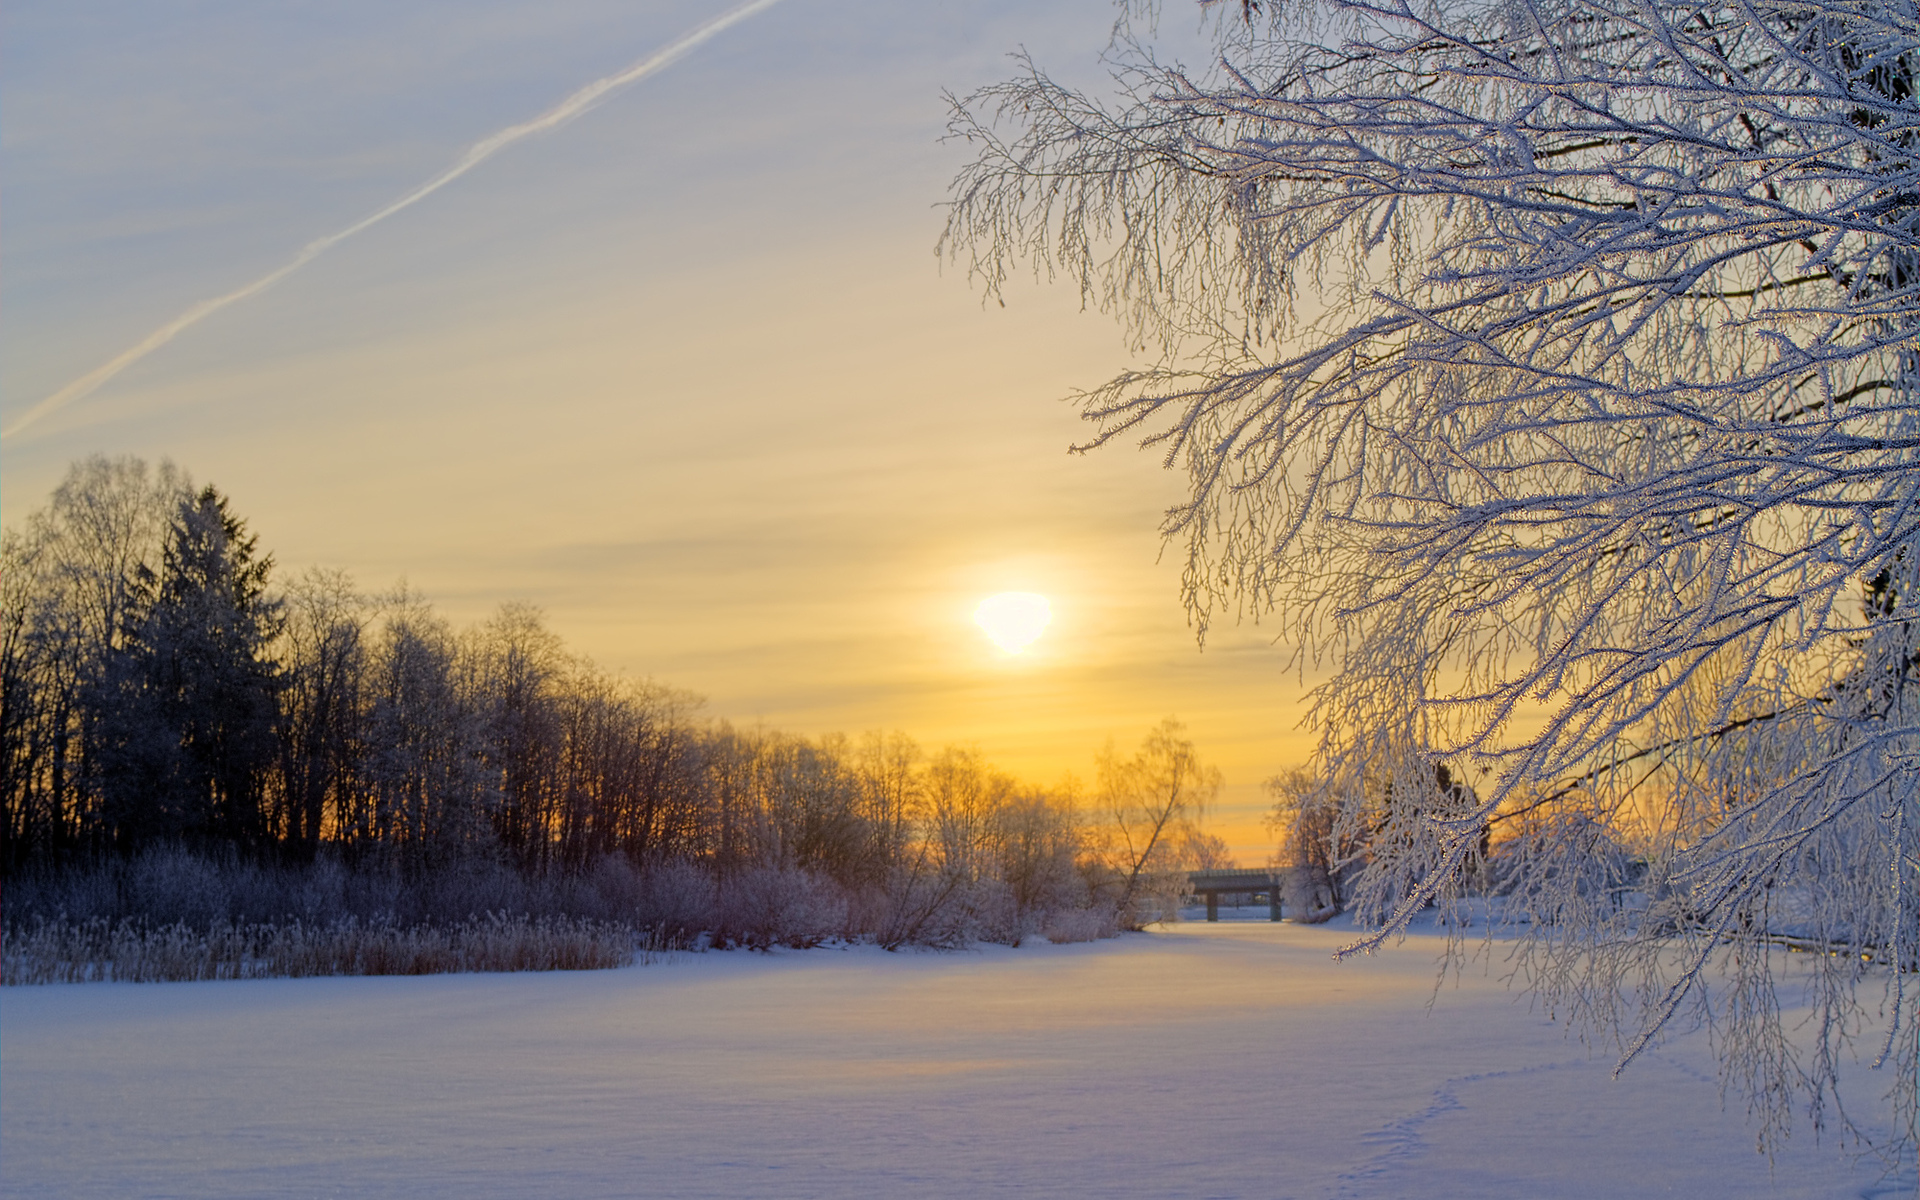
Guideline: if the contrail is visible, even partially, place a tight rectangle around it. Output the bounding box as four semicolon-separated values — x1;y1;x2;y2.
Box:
3;0;785;441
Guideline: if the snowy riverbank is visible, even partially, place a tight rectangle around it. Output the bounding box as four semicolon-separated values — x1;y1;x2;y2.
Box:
2;920;1908;1198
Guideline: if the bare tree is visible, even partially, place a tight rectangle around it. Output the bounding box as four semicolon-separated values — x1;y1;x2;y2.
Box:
993;784;1087;921
1;530;45;865
1095;718;1221;924
853;730;922;880
276;569;368;861
1;456;189;864
948;0;1919;1155
360;590;495;871
923;745;1013;886
470;603;567;871
1266;768;1360;921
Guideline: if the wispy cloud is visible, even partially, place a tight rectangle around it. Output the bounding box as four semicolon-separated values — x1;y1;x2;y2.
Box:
2;0;785;441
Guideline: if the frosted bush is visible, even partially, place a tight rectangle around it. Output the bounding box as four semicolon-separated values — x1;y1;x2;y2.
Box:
714;866;849;950
637;858;719;946
1040;905;1120;945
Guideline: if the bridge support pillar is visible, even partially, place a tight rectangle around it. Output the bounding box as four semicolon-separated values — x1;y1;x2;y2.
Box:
1270;891;1282;922
1206;893;1219;921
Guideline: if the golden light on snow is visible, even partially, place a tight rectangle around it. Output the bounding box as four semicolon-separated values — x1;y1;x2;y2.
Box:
974;592;1051;654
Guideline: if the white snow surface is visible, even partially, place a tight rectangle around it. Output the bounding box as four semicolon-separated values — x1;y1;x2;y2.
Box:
3;920;1908;1198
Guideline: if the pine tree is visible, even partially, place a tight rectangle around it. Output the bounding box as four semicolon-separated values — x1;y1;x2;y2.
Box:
92;486;282;852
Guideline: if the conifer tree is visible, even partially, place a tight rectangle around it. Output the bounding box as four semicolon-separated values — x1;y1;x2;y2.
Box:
92;487;282;851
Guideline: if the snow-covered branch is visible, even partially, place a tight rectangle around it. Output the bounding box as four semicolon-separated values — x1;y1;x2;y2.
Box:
950;0;1918;1159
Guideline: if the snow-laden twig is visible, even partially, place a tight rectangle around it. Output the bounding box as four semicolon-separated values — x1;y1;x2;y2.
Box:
948;0;1920;1161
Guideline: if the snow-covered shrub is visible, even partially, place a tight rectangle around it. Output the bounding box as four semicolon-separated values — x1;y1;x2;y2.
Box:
1040;904;1120;944
635;858;718;947
405;858;532;925
579;855;645;920
961;878;1025;946
121;846;233;928
712;866;848;950
868;862;969;949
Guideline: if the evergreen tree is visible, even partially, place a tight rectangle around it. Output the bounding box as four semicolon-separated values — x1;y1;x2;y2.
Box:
92;486;282;852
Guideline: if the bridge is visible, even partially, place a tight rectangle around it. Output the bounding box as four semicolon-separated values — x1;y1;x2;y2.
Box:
1187;868;1285;921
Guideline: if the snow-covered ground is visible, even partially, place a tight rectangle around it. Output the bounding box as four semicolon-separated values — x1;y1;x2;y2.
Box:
3;920;1909;1198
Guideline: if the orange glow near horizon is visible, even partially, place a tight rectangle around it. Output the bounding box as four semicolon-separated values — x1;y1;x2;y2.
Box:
0;4;1310;870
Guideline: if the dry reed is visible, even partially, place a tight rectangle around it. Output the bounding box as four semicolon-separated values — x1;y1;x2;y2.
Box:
3;914;639;985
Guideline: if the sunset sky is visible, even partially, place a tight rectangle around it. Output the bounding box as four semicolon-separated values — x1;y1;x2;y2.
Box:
1;0;1317;861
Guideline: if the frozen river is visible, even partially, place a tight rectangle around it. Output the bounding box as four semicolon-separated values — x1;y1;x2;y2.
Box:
2;921;1907;1198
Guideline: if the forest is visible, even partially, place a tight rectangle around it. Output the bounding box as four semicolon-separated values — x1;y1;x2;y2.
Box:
1;455;1229;981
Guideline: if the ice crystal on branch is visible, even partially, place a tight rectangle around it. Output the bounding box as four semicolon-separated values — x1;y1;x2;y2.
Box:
948;0;1919;1159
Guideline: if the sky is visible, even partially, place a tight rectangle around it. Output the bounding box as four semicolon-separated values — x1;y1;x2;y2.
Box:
0;0;1321;861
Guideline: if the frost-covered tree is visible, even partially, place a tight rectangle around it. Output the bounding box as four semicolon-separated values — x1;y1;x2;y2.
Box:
0;456;188;864
276;568;368;861
1094;717;1221;924
359;591;495;871
1267;767;1363;921
470;602;568;871
994;785;1088;921
947;0;1919;1155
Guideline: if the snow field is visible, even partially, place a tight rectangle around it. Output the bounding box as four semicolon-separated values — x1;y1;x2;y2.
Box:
2;921;1908;1198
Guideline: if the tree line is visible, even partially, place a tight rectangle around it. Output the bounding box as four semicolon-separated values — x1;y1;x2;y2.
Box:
2;456;1228;946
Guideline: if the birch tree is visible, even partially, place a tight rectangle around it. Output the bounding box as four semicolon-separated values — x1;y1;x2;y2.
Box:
1096;718;1221;924
0;457;188;864
947;0;1919;1155
360;592;494;871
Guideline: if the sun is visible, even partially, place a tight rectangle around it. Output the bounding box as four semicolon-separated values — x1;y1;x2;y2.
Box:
974;592;1051;654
